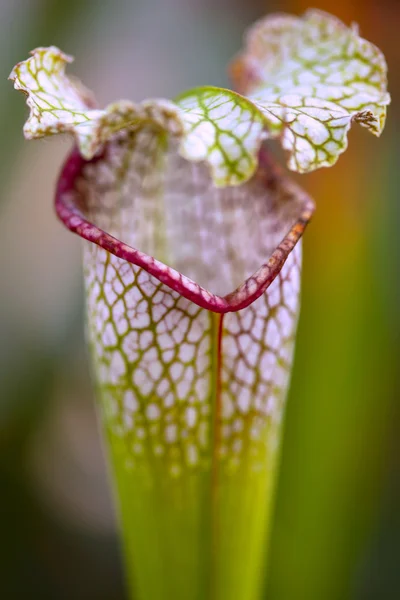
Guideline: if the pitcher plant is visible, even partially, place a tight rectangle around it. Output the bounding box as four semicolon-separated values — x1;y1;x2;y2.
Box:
9;9;389;600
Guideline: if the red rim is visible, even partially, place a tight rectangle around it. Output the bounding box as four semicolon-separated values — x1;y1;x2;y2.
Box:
55;146;314;314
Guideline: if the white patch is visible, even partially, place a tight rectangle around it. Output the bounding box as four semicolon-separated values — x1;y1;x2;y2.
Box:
266;318;281;351
119;264;136;287
146;403;160;420
236;358;256;387
275;306;293;339
232;438;243;454
240;309;255;332
124;285;143;309
170;464;181;478
109;350;126;383
152;302;169;322
162;349;175;363
179;343;196;363
226;315;241;334
125;389;139;412
164;392;175;408
260;351;276;383
103;282;117;306
221;424;231;439
142;346;158;364
170;362;184;381
112;277;125;296
133;368;153;395
265;395;276;416
172;317;190;344
165;424;177;443
122;330;139;362
195;378;208;403
157;378;169;396
158;332;174;351
224;338;239;360
232;418;243;432
149;359;163;381
187;321;203;343
96;298;110;323
237;387;251;414
186;444;198;466
186;302;201;317
282;280;297;312
139;330;154;349
133;442;144;454
245;343;260;369
126;309;151;330
153;444;164;456
274;365;288;388
185;406;197;428
222;393;235;419
102;322;118;348
113;299;128;335
250;420;262;440
136;427;146;439
115;316;129;336
123;413;133;429
267;282;281;308
177;378;192;400
238;333;252;355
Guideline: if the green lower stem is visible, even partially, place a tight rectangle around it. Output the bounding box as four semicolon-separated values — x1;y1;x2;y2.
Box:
103;414;280;600
213;457;277;600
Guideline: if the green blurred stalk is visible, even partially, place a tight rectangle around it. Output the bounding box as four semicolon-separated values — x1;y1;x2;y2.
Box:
103;421;280;600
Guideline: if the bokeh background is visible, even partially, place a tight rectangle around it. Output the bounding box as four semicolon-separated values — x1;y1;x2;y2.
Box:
0;0;399;598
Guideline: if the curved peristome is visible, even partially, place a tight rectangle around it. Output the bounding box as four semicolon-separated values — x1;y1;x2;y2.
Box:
56;142;313;313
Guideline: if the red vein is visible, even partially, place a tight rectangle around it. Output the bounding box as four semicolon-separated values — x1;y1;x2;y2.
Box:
210;312;224;599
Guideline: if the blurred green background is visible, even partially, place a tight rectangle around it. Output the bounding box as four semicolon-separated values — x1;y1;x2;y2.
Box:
0;0;399;598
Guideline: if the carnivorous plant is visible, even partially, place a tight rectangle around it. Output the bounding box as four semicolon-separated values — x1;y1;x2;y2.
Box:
10;10;389;600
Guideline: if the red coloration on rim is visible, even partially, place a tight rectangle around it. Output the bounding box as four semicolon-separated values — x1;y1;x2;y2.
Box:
55;147;314;314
